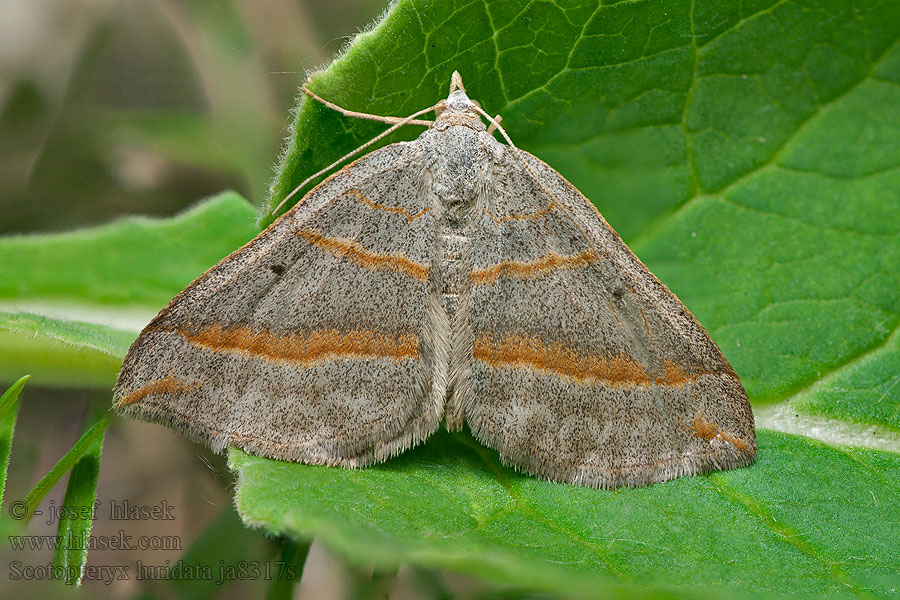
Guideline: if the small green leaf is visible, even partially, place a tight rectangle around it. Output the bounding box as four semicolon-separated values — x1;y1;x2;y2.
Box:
51;418;105;585
0;192;257;387
232;430;900;599
0;312;134;387
23;418;109;522
0;374;29;507
0;191;257;309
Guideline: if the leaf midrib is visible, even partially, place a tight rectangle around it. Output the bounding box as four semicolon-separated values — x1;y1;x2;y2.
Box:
706;472;860;593
783;325;900;416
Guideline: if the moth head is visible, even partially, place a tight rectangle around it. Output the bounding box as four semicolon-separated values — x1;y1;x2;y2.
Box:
432;71;484;129
444;88;475;114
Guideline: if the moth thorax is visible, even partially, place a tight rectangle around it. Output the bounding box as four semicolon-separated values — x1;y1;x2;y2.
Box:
433;113;485;131
435;181;477;223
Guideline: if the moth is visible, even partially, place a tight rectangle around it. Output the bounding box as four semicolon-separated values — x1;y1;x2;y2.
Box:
114;72;756;489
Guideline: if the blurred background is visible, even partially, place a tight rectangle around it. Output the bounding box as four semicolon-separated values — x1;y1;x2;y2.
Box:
0;0;386;234
0;1;476;599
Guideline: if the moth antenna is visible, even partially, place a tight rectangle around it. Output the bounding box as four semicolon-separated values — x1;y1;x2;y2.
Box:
271;100;444;217
301;86;433;126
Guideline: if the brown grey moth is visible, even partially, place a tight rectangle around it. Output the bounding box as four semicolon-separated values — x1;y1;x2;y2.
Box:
114;72;756;489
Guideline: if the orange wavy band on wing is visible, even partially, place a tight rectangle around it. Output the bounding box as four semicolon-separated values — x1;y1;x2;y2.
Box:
297;229;429;282
691;415;749;452
180;324;419;365
474;334;712;388
472;250;598;285
117;375;198;407
473;333;650;385
346;189;431;222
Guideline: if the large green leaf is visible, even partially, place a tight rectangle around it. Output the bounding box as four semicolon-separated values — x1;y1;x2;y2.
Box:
2;0;899;596
264;0;900;428
231;429;900;599
241;0;900;595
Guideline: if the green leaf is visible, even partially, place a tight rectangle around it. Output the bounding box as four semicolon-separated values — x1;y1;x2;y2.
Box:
0;312;133;387
51;417;105;585
264;0;900;427
0;191;257;309
231;0;900;596
0;192;256;387
634;78;900;407
792;326;900;428
2;0;899;597
23;418;109;522
0;375;29;507
232;430;900;599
